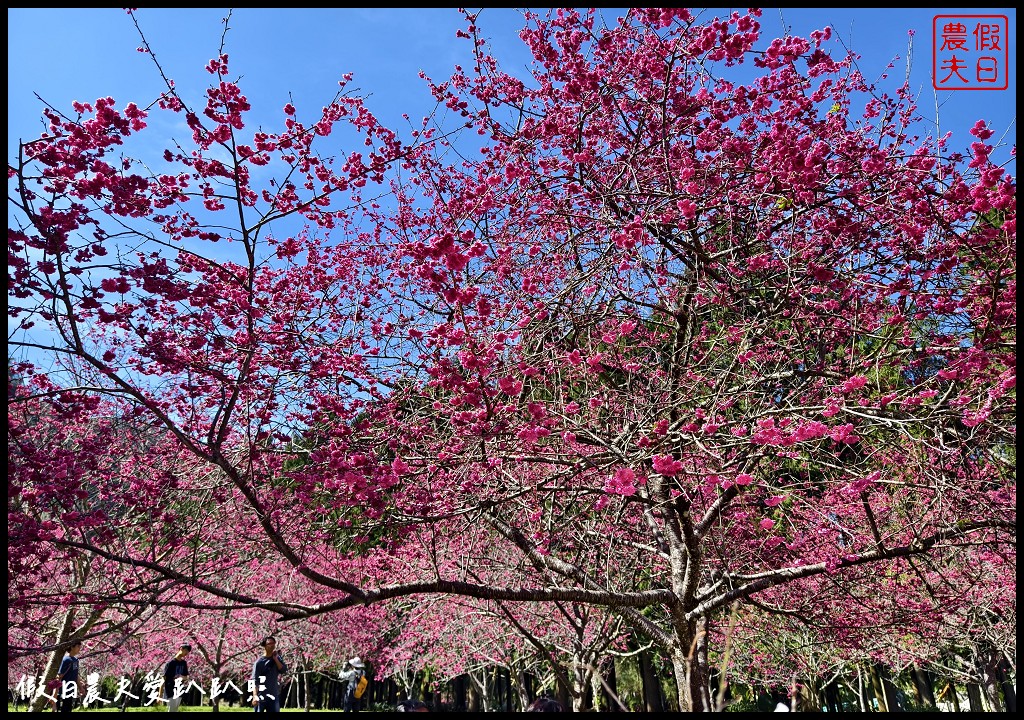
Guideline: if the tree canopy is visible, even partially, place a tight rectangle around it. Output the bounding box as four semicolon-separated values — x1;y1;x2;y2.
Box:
8;8;1015;712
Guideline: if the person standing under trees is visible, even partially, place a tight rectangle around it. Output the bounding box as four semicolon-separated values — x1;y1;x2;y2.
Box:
160;643;191;711
338;656;367;712
251;636;288;712
54;640;83;712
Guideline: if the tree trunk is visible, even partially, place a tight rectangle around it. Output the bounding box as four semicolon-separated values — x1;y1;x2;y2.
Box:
670;619;712;713
911;665;935;708
515;669;532;711
467;670;484;712
570;657;592;713
996;658;1016;713
979;653;1005;712
601;656;626;711
801;676;823;712
966;683;986;712
589;665;604;712
453;674;467;711
281;670;294;709
304;668;313;712
639;649;665;712
948;681;962;713
869;664;888;712
555;670;572;712
824;681;842;713
580;681;593;712
503;666;514;711
856;664;871;712
29;608;77;713
880;667;903;712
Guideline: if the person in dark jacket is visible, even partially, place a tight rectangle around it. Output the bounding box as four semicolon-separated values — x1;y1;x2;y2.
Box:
161;643;191;711
251;636;287;712
55;640;84;712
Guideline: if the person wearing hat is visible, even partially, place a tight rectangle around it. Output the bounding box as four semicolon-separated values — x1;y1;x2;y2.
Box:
338;656;367;712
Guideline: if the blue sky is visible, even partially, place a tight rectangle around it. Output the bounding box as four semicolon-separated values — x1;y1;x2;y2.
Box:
8;7;1016;163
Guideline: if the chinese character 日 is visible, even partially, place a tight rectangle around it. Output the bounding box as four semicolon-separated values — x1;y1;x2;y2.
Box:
976;56;1000;83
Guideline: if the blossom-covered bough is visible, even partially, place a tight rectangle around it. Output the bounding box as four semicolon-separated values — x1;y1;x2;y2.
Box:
8;8;1014;712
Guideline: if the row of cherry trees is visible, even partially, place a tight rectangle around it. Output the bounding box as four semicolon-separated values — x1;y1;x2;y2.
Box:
7;573;1014;711
8;7;1015;712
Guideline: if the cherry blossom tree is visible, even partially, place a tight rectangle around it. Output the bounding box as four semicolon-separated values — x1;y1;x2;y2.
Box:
8;7;1014;712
